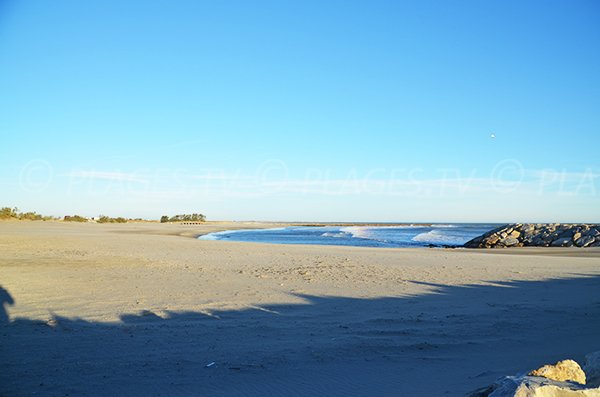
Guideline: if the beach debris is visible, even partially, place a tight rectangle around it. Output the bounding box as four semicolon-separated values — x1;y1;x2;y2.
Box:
205;361;216;368
528;359;586;384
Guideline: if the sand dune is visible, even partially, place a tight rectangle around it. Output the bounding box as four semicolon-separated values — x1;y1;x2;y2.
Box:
1;222;599;396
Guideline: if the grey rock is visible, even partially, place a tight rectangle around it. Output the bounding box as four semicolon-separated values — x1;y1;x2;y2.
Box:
558;229;575;239
551;237;574;247
501;237;519;247
488;234;501;245
522;223;534;231
587;228;600;237
575;236;596;248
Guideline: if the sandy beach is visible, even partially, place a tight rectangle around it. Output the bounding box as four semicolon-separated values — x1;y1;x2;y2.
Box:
1;221;599;396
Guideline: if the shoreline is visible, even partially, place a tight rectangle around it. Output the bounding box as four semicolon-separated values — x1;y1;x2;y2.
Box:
4;220;600;257
0;220;459;240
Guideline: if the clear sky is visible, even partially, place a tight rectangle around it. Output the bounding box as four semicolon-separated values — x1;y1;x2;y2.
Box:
1;0;599;222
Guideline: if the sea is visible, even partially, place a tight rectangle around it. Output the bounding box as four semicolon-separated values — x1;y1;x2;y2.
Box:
198;223;501;248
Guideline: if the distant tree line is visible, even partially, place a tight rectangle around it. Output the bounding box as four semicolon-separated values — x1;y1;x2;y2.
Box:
97;215;128;223
160;213;206;223
63;215;88;222
2;206;182;224
0;207;57;221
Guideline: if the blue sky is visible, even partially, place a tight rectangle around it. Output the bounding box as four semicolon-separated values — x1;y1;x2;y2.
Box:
1;0;599;222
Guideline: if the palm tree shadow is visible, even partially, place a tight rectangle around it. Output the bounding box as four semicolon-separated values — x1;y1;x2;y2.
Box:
0;285;14;324
1;275;599;396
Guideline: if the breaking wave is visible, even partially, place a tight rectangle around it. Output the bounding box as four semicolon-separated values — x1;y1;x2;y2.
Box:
411;230;465;245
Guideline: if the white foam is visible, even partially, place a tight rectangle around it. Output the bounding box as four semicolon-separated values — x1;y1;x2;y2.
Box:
198;230;234;240
253;227;288;233
411;230;463;245
198;234;218;240
198;227;289;241
321;231;351;238
339;226;373;239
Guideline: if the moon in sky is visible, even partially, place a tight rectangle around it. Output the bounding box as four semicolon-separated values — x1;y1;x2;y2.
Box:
490;133;496;139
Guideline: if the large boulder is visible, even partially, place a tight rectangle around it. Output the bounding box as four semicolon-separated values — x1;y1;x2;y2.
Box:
528;359;586;384
575;236;596;248
468;376;600;397
501;237;520;247
468;355;600;396
551;237;575;247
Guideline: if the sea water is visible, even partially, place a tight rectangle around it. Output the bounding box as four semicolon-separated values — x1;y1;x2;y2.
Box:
198;224;501;248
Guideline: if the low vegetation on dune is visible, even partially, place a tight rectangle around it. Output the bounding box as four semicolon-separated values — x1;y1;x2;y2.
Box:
160;213;206;223
2;206;206;224
63;215;88;222
0;207;57;221
96;216;128;223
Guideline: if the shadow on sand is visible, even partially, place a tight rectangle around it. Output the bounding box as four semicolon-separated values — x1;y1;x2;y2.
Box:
1;275;599;396
0;285;14;324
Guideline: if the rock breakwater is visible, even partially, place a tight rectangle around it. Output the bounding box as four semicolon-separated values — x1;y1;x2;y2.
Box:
464;223;600;248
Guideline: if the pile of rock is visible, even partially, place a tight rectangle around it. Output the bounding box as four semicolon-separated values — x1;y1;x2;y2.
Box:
464;224;600;248
469;352;600;396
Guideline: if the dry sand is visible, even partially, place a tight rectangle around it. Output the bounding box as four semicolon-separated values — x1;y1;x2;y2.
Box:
1;221;599;396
